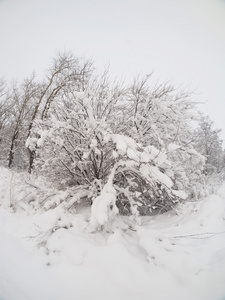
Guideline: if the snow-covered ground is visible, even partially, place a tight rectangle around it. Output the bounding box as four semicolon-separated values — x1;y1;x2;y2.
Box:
0;167;225;300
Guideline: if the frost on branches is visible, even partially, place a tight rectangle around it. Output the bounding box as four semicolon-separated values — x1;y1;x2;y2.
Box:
3;53;221;231
29;90;190;230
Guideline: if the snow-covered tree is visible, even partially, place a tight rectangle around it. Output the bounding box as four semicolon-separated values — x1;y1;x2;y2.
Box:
0;78;13;164
0;53;215;229
0;78;11;130
194;116;224;174
26;52;93;172
6;76;39;169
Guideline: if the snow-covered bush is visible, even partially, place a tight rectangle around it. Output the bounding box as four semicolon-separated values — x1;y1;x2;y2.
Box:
29;91;189;230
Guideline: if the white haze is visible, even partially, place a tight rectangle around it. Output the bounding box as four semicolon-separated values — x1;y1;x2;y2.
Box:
0;0;224;140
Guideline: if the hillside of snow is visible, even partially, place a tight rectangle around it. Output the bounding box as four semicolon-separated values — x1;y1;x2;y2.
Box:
0;167;225;300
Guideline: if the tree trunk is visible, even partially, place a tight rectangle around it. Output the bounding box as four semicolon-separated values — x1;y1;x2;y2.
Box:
8;131;18;168
28;148;36;173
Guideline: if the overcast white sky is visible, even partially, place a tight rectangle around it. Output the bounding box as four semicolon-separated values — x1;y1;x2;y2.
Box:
0;0;225;141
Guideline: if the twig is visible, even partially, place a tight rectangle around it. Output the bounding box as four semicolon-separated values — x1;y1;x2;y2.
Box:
174;230;225;239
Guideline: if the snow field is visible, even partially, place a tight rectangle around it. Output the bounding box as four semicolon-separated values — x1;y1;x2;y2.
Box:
0;167;225;300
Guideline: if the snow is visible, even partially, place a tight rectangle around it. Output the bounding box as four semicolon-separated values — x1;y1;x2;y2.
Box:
140;164;174;189
149;165;173;189
167;143;181;152
171;189;187;199
111;135;169;169
140;146;168;166
112;134;140;160
36;130;49;147
89;164;119;229
0;167;225;300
